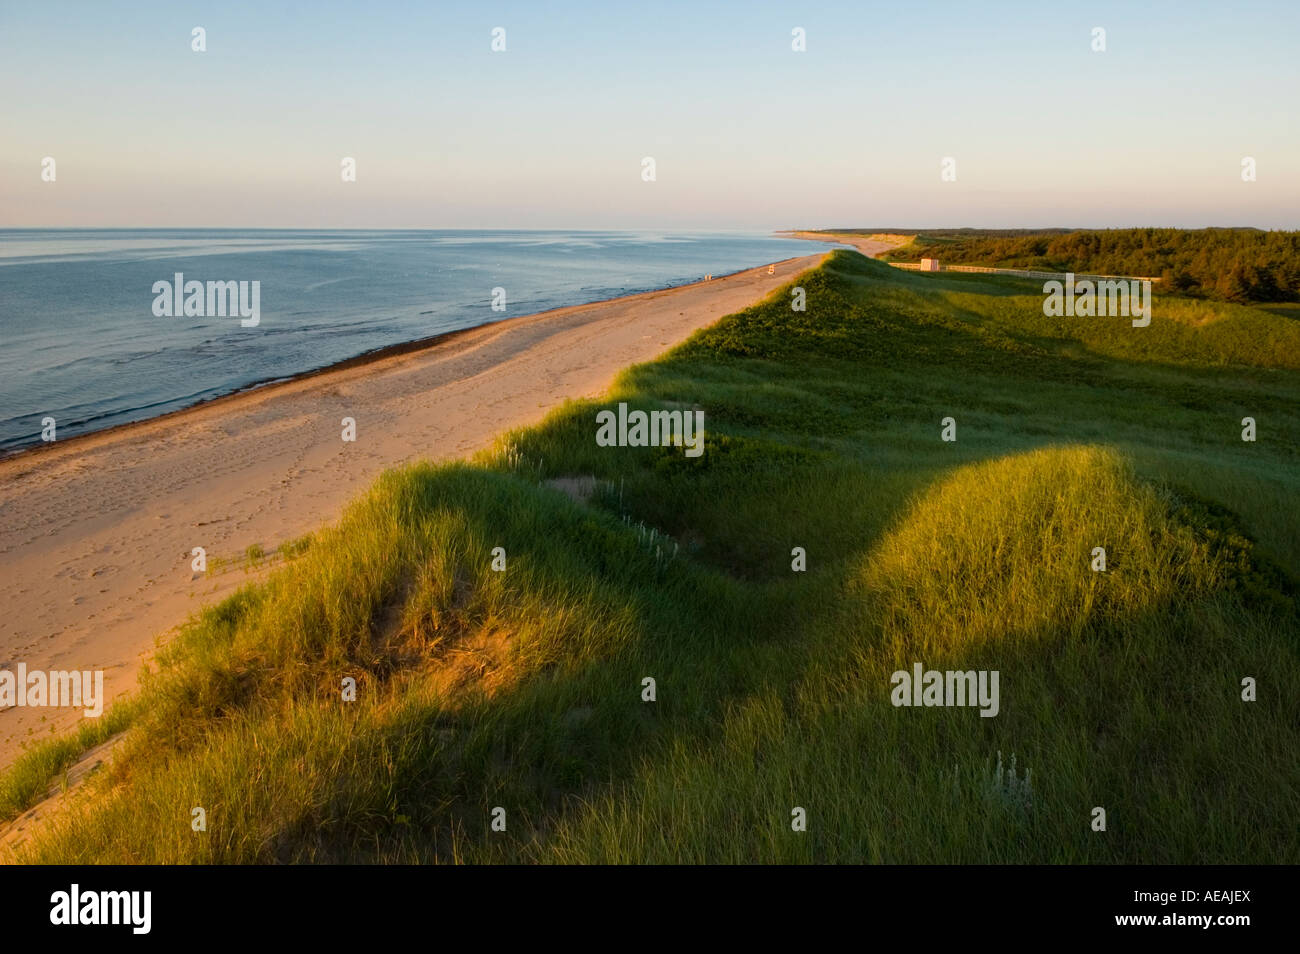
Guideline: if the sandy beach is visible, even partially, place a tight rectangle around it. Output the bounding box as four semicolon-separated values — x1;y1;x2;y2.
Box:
779;231;909;259
0;252;829;769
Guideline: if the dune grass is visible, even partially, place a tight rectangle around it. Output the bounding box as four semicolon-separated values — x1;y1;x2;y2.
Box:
3;250;1297;863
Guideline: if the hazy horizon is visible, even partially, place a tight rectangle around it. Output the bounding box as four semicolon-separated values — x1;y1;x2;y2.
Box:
1;224;1294;233
3;0;1298;231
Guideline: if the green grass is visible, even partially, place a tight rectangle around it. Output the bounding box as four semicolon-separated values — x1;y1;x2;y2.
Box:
0;701;138;821
4;250;1297;863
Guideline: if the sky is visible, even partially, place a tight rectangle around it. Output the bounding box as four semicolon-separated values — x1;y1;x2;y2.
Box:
2;0;1297;230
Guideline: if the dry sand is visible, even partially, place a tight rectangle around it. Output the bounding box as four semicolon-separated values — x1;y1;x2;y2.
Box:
0;253;830;770
779;231;911;258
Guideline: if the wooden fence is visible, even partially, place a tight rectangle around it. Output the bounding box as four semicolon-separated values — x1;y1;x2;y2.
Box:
888;262;1161;282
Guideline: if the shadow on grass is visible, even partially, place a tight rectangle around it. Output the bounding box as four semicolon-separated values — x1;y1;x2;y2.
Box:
8;249;1299;863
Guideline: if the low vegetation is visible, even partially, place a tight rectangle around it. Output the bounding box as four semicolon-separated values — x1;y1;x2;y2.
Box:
3;251;1296;863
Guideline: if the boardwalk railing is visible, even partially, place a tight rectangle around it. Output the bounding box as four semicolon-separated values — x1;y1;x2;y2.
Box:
889;262;1161;283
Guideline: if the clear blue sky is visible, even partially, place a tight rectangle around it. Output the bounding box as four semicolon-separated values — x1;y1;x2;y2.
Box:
2;0;1296;229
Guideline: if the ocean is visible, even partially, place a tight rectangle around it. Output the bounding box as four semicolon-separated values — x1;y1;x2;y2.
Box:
0;229;833;452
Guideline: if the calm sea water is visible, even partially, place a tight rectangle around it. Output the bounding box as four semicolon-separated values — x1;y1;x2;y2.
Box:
0;229;832;452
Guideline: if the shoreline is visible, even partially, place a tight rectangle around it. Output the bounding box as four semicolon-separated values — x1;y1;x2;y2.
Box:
0;257;809;464
0;251;831;770
777;230;911;259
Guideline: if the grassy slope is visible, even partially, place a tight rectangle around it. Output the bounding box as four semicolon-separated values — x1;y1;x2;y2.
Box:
4;251;1297;863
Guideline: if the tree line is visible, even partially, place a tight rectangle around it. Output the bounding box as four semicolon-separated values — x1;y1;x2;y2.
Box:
881;228;1300;303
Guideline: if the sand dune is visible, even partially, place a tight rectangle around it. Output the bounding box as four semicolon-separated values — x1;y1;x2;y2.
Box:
779;231;909;258
0;253;829;769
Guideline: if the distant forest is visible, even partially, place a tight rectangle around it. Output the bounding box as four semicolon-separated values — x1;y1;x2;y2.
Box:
869;228;1300;303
